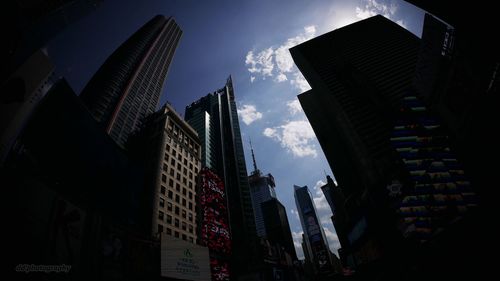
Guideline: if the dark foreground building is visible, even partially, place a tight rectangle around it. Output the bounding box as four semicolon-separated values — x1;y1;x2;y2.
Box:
185;77;258;279
292;14;484;281
80;15;182;147
3;79;155;280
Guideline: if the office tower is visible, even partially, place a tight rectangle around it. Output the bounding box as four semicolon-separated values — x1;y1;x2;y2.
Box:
320;176;349;253
261;198;297;260
3;0;102;81
80;15;182;147
4;78;147;279
185;76;257;275
1;50;55;166
294;185;333;274
248;140;277;237
129;103;201;243
291;15;420;197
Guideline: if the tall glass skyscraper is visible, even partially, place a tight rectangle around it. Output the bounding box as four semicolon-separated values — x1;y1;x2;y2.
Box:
294;185;333;274
185;76;257;276
80;15;181;147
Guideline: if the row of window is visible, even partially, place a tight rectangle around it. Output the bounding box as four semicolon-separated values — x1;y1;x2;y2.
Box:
158;211;195;233
157;224;194;243
158;198;195;220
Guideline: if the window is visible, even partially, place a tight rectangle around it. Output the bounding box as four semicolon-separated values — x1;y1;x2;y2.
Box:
175;231;179;238
172;150;176;157
189;202;193;210
177;163;181;171
159;198;165;208
167;202;172;211
175;218;179;227
183;177;187;184
175;194;180;203
164;154;169;161
158;211;164;220
158;224;163;233
166;228;172;235
182;198;186;206
182;222;187;231
163;164;168;172
189;163;193;169
176;183;180;191
176;174;181;181
170;169;175;176
175;206;179;215
169;179;174;187
189;237;193;243
182;234;187;241
182;210;186;219
189;182;193;189
188;213;193;222
167;215;172;224
189;225;193;233
161;186;166;195
171;159;175;166
188;191;193;199
183;168;187;175
182;188;187;196
184;159;187;165
161;174;166;183
168;190;173;199
189;172;193;179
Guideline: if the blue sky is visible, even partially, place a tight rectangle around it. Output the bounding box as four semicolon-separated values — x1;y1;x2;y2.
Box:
47;0;425;259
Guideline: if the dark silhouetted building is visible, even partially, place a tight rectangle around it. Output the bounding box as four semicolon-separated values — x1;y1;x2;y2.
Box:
3;0;102;81
261;198;297;261
294;185;334;275
80;15;181;147
3;78;155;280
1;50;55;165
320;176;349;260
292;13;484;280
185;76;258;277
248;140;277;237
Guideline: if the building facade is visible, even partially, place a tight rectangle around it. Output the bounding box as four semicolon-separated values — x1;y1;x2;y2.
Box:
80;15;181;147
130;103;201;243
294;185;333;275
261;198;297;261
185;76;258;276
248;142;277;237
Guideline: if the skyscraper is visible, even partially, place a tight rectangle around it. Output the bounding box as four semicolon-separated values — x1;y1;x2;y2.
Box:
185;76;257;276
261;198;297;261
291;15;420;197
128;103;201;242
294;185;333;275
80;15;181;147
248;140;277;237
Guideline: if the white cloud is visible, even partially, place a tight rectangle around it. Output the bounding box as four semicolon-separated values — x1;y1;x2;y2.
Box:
323;227;341;253
245;48;274;78
275;73;288;82
237;104;263;125
292;231;305;259
290;72;311;93
263;120;318;157
286;99;303;115
290;209;300;221
355;0;407;29
245;25;316;91
312;180;330;212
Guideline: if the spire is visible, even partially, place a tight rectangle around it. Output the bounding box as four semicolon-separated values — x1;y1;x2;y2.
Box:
249;137;258;172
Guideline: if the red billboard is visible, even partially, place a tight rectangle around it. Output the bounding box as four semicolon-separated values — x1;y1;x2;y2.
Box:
198;168;231;280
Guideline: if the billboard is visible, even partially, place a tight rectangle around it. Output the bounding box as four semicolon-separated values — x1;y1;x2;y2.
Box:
198;168;231;280
198;168;231;254
161;235;210;281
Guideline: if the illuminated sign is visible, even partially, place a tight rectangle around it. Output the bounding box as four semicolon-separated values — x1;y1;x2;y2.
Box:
160;235;210;281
